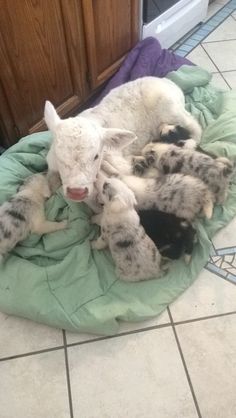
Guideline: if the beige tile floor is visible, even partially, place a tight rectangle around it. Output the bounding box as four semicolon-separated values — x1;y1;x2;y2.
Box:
1;3;236;418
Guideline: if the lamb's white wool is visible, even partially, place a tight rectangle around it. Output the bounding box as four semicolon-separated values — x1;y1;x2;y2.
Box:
45;101;136;200
45;76;202;202
91;176;162;282
0;174;67;260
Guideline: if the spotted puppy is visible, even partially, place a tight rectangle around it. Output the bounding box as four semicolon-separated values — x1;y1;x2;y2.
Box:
121;173;214;222
140;142;234;204
0;173;67;260
91;176;162;282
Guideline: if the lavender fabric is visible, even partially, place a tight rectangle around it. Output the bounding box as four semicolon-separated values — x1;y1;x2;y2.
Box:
94;37;193;105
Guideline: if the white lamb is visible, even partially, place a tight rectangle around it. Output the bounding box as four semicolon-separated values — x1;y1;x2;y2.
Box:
44;76;202;209
91;176;162;282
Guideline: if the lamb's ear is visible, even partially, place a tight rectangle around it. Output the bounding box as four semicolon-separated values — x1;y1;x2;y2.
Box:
103;128;137;149
44;101;61;131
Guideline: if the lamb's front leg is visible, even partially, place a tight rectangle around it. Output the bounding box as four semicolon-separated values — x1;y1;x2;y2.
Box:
91;213;103;226
91;234;108;250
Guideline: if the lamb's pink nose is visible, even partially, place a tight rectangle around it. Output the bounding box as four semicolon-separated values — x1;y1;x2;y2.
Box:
66;187;88;201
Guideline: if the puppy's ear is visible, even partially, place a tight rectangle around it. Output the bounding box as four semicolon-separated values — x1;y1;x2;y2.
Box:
44;101;61;131
126;191;137;207
109;196;127;212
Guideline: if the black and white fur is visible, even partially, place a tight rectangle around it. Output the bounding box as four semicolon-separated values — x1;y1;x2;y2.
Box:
91;176;162;282
141;142;234;204
0;174;67;260
139;209;196;263
121;173;214;222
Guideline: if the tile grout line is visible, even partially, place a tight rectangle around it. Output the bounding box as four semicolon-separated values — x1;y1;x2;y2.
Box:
63;330;74;418
1;311;236;363
167;307;203;418
66;310;236;348
200;43;233;89
203;37;236;44
212;68;236;73
0;344;64;362
66;322;172;347
174;310;236;326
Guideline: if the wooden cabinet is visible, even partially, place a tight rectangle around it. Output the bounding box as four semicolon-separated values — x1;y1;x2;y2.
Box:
0;0;140;148
82;0;139;88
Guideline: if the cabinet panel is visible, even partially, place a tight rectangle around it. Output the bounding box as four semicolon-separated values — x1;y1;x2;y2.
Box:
82;0;140;88
0;0;88;143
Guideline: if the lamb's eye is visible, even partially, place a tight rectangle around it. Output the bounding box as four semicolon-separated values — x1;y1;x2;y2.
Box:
94;154;99;161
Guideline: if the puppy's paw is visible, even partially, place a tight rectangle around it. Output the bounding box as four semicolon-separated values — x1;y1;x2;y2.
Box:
90;239;102;249
90;214;102;225
132;156;148;176
179;138;197;150
144;151;156;166
47;171;62;194
184;254;192;264
58;220;68;230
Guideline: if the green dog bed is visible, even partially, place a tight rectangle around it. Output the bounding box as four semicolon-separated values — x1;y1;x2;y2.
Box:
0;65;236;335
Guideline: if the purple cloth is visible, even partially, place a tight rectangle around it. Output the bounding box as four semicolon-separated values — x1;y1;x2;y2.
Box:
94;37;193;105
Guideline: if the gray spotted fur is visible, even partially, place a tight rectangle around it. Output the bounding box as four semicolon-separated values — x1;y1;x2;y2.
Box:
141;143;234;204
121;173;214;221
91;177;162;282
0;174;67;260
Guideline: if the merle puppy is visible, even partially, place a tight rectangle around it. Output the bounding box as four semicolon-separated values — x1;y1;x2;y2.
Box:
140;142;234;204
0;173;67;260
91;175;163;282
121;173;214;222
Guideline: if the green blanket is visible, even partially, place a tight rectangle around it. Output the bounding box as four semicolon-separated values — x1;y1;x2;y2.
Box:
0;65;236;335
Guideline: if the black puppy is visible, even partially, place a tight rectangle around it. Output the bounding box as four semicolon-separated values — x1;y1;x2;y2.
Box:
139;209;196;263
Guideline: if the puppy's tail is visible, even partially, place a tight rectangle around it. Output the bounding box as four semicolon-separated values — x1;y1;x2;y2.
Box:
215;157;234;178
202;190;214;219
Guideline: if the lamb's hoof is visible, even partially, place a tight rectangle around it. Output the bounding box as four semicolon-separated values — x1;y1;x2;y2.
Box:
132;157;148;176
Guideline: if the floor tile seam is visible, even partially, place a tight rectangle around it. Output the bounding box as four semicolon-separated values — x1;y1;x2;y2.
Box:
0;344;64;363
173;310;236;327
66;309;236;347
63;331;74;418
200;42;233;88
1;313;236;362
167;308;202;418
203;38;236;43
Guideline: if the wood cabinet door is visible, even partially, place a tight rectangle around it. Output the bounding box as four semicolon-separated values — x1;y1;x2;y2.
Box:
0;0;88;145
82;0;140;89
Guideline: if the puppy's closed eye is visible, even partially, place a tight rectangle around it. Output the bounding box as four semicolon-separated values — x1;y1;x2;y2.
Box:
94;154;99;161
103;182;109;193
